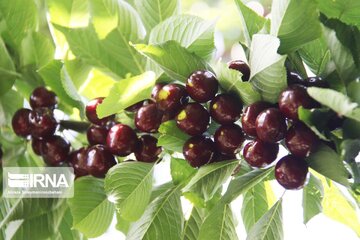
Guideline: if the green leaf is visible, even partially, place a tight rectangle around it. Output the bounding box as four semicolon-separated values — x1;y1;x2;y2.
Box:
317;0;360;27
198;203;238;240
246;199;283;240
171;157;196;185
56;208;86;240
249;34;287;103
183;207;205;240
343;119;360;139
158;120;190;152
127;186;183;240
306;144;350;187
347;81;360;105
222;167;273;203
133;40;211;82
96;71;156;118
183;160;238;202
0;90;23;126
302;174;324;224
68;176;115;238
46;0;89;27
0;37;17;96
307;87;359;122
341;139;360;162
116;212;131;235
298;107;333;140
215;61;261;105
104;162;154;221
234;0;266;47
270;0;322;53
135;0;180;31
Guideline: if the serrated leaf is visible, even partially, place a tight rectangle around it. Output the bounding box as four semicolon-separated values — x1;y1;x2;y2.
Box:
158;120;190;152
0;90;23;126
104;162;154;221
0;37;17;96
303;174;324;224
306;144;350;187
246;199;283;240
68;176;114;238
127;186;183;240
183;160;238;202
249;34;287;103
198;203;238;240
96;71;156;118
182;206;205;240
317;0;360;27
171;157;196;185
56;208;86;240
271;0;322;53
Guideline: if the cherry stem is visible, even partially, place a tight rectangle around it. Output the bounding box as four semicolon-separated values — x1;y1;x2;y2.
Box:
60;120;90;133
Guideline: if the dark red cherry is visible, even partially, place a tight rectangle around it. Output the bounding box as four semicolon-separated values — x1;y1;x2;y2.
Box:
134;135;162;163
228;60;250;81
86;145;116;178
12;108;32;137
285;122;319;158
305;77;329;88
107;124;138;156
125;101;146;112
241;102;272;137
135;104;163;133
210;94;242;124
176;103;210;136
186;70;218;103
183;136;216;168
287;71;304;86
30;87;57;109
68;148;89;178
86;97;115;125
32;138;44;155
255;108;287;143
275;155;309;190
41;135;70;166
29;109;57;139
151;83;165;100
87;125;109;145
155;84;189;112
214;124;244;156
161;109;178;123
243;140;279;168
278;85;317;120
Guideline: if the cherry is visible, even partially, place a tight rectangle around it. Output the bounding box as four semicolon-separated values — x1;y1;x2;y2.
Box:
135;104;163;133
151;83;165;100
278;85;317;120
214;124;244;156
29;109;57;139
228;60;250;81
275;155;309;190
285;122;319;158
243;140;279;168
32;138;44;155
305;77;329;88
134;135;162;163
107;124;138;156
87;125;109;145
41;135;70;166
186;70;218;103
12;108;32;137
155;84;189;112
210;153;236;163
287;71;304;86
86;97;115;125
68;148;89;177
86;145;116;178
241;101;272;137
176;103;210;136
161;109;178;123
255;108;287;143
183;136;216;168
210;94;242;124
30;87;57;110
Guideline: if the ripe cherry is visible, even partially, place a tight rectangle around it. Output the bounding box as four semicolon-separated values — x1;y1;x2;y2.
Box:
287;71;304;86
32;138;44;155
305;77;329;88
183;136;216;168
134;135;162;163
243;140;279;168
86;145;116;178
155;84;189;112
107;124;138;156
210;94;242;124
275;155;309;190
278;85;317;120
186;70;218;103
12;108;32;137
228;60;250;81
241;102;271;137
41;135;70;166
151;83;165;100
30;87;57;110
29;109;57;139
86;97;115;125
255;108;287;143
68;148;89;177
176;103;210;136
87;125;109;145
214;124;244;156
135;104;163;133
285;122;319;158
